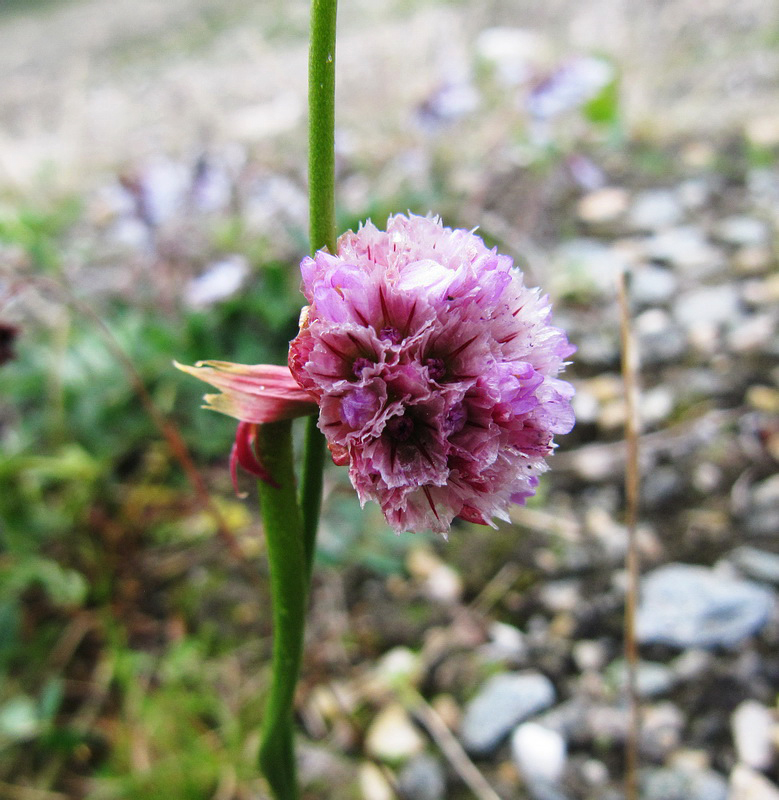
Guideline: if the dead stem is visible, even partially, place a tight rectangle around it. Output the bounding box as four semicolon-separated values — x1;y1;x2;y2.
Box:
618;271;641;800
406;689;503;800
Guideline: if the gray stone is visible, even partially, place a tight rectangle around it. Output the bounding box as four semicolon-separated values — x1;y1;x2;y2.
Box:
729;546;779;585
630;264;678;306
607;659;676;698
641;466;686;510
397;755;446;800
638;325;688;366
629;189;684;231
730;765;779;800
641;767;728;800
511;722;567;784
640;702;685;761
636;563;774;648
574;331;620;367
645;225;724;275
731;700;776;771
460;672;556;755
713;215;769;247
746;476;779;538
551;239;629;299
674;284;741;328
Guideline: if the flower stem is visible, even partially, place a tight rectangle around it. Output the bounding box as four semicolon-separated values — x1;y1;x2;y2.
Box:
301;0;338;575
257;421;307;800
308;0;338;256
257;4;337;796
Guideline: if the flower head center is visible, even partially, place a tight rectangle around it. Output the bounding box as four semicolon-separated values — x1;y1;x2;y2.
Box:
424;357;446;381
352;357;373;377
379;326;402;344
386;414;414;442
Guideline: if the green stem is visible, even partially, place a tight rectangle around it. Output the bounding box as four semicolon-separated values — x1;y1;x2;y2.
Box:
299;415;327;581
300;0;338;575
257;421;307;800
257;5;338;797
308;0;338;256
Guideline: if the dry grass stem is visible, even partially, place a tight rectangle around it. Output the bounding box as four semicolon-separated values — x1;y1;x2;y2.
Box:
618;271;642;800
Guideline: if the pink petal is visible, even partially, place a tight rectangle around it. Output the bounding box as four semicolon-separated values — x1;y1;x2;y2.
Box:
175;360;317;424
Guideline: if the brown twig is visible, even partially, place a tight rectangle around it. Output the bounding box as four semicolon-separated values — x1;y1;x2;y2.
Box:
618;272;641;800
406;690;503;800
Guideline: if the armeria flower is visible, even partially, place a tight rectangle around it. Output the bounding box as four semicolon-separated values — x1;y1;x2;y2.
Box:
180;213;575;535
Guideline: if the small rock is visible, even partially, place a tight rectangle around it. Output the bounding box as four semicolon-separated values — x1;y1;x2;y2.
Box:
674;284;741;329
407;547;463;604
460;672;556;755
478;621;528;665
753;474;779;507
575;331;620;367
713;215;769;247
539;580;581;613
646;225;723;274
746;386;779;414
511;722;567;784
728;314;777;353
747;476;779;538
729;764;779;800
640;386;675;427
628;189;684;231
746;115;779;148
572;640;608;672
641;702;685;761
359;761;394;800
743;275;779;307
397;754;446;800
732;700;776;770
606;659;676;699
570;388;599;425
372;647;422;691
734;245;773;275
551;239;629;300
729;547;779;585
641;766;728;800
641;466;686;511
629;264;678;306
677;176;712;208
365;703;426;763
576;187;630;225
636;563;774;648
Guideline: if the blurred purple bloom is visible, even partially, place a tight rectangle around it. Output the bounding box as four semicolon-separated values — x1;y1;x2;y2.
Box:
527;57;613;120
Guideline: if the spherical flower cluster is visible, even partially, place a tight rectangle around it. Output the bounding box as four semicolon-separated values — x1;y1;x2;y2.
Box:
288;213;575;534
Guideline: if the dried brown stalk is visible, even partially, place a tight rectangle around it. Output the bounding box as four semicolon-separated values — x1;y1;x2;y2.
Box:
618;271;641;800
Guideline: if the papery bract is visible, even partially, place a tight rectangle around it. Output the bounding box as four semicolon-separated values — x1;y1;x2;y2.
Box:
288;213;575;534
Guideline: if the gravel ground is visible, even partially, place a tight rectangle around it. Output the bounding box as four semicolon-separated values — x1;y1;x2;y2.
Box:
2;1;779;798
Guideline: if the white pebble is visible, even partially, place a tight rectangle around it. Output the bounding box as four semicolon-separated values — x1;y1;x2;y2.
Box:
511;722;567;784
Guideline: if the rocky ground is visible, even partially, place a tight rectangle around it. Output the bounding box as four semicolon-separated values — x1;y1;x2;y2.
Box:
1;1;779;799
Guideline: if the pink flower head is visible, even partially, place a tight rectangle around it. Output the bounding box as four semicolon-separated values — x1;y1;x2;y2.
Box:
289;213;575;535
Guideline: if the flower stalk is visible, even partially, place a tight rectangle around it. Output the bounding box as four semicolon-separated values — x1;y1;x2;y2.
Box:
257;1;337;798
257;421;308;800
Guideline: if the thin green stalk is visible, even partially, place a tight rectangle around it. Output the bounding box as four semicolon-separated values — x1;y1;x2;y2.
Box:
257;5;337;796
308;0;338;256
299;415;327;580
300;0;338;575
257;421;307;800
